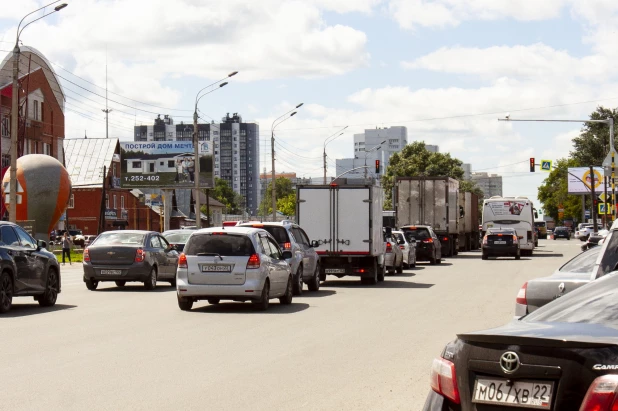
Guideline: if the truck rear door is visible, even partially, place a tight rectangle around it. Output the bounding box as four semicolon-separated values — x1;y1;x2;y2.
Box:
297;187;332;254
335;187;371;254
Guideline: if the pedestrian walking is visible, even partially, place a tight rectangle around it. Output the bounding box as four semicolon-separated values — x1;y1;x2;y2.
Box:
61;232;72;265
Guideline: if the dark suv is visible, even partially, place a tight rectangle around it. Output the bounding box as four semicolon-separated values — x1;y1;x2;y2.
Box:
400;225;442;265
0;222;61;313
554;226;571;240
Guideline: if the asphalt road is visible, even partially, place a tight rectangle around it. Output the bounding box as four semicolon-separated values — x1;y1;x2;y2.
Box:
1;239;582;411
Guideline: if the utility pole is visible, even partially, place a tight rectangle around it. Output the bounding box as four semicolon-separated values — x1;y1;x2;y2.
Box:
102;57;112;138
591;165;598;234
271;129;276;222
323;148;327;184
193;110;201;228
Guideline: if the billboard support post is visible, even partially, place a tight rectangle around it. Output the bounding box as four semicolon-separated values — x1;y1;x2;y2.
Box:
605;176;609;228
163;188;172;232
591;166;598;233
582;195;586;224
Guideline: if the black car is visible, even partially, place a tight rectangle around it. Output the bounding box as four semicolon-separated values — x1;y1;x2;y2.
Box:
553;226;570;240
83;230;179;290
481;228;520;260
400;225;442;265
0;222;61;313
423;271;618;411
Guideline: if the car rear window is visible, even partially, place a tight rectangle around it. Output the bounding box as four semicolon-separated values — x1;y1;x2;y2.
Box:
523;273;618;329
164;232;193;243
259;226;290;245
401;228;431;240
559;247;600;274
596;230;618;277
184;233;255;256
93;233;145;246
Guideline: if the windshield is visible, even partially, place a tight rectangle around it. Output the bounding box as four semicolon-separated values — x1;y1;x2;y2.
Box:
184;233;255;256
93;232;145;246
523;273;618;330
559;247;601;274
534;222;546;228
163;231;193;243
393;232;405;243
256;226;289;244
401;228;431;240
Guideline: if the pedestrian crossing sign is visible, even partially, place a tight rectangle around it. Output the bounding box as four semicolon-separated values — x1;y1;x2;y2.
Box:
540;160;552;171
599;203;613;215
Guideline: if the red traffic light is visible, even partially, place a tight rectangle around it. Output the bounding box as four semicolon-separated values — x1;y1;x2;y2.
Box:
375;160;380;174
529;158;535;172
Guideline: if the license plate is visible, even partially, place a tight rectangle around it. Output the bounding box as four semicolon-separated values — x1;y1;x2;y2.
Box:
100;269;122;275
201;265;232;272
473;378;553;409
494;240;507;244
325;268;345;274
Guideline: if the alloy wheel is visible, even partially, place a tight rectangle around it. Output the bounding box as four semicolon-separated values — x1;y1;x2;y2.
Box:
0;273;12;313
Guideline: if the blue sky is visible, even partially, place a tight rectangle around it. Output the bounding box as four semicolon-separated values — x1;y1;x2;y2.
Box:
2;0;618;209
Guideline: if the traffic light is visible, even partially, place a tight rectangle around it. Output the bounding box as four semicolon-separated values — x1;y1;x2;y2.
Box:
529;158;535;172
375;160;380;174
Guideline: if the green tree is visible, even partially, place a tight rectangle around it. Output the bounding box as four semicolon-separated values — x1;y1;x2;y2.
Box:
570;106;618;166
210;178;238;213
260;177;294;215
277;193;296;216
459;180;484;199
382;141;465;209
537;158;581;222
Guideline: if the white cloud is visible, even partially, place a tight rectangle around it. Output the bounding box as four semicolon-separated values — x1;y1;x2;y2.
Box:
388;0;568;30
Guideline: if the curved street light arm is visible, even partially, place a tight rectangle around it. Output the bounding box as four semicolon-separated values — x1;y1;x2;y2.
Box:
272;114;296;134
324;125;349;148
195;72;237;106
195;83;228;108
332;166;369;183
271;103;303;131
17;0;62;36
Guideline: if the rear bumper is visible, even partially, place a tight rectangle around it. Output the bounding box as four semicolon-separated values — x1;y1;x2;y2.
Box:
384;252;395;267
482;245;519;256
514;302;528;317
83;262;153;282
416;248;434;261
422;390;457;411
176;276;265;299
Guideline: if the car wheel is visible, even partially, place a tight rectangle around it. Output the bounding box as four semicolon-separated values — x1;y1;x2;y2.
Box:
430;253;437;265
279;276;293;305
169;279;176;287
481;252;488;260
515;254;521;260
207;298;220;305
39;268;59;307
308;264;320;292
144;267;157;290
410;258;416;268
377;264;385;282
0;271;13;314
177;295;193;311
396;257;403;274
293;265;303;296
436;257;442;264
85;279;99;291
115;281;126;287
253;280;270;311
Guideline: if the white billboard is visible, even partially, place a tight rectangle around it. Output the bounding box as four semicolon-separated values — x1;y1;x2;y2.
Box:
567;167;608;194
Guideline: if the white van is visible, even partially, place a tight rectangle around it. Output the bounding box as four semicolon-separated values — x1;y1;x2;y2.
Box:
482;196;536;256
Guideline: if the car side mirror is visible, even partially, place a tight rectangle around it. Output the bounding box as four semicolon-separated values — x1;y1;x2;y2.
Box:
310;240;319;248
281;250;293;260
37;240;47;249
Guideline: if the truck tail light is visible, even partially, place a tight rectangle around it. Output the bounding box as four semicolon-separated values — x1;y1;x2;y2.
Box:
430;357;460;404
442;236;448;241
247;253;260;269
178;253;187;269
516;282;528;305
386;243;393;253
83;248;90;262
579;375;618;411
135;248;145;263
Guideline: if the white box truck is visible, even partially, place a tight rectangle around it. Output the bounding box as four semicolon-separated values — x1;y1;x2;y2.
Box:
296;182;386;284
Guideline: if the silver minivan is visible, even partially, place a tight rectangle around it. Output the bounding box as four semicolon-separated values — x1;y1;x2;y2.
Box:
238;221;320;295
176;227;293;311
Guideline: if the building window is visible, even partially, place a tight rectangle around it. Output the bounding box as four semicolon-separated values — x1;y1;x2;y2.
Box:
121;196;125;209
1;116;9;139
113;194;117;209
68;194;74;209
33;100;39;121
132;161;142;168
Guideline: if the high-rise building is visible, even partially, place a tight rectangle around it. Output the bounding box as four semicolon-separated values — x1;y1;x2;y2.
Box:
336;126;408;177
462;163;472;180
134;113;260;214
471;172;503;198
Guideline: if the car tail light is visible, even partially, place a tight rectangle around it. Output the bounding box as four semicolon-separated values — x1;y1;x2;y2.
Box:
430;357;460;404
247;253;260;269
83;248;90;262
443;236;448;241
135;248;145;263
512;235;518;242
178;253;187;269
482;235;488;245
422;238;434;244
516;282;528;305
386;242;393;253
579;375;618;411
399;245;405;250
283;242;291;250
211;232;227;235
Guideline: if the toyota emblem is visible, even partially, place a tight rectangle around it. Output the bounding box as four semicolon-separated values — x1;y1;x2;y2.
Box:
500;352;520;374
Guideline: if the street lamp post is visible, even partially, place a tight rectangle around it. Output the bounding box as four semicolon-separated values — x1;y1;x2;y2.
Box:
192;71;237;228
322;126;348;184
499;117;616;223
363;140;386;180
271;103;303;221
9;1;68;223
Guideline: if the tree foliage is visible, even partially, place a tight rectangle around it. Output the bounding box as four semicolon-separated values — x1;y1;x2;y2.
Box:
260;177;294;215
570;107;618;167
210;178;239;213
277;193;296;216
537;158;581;222
382;141;465;209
